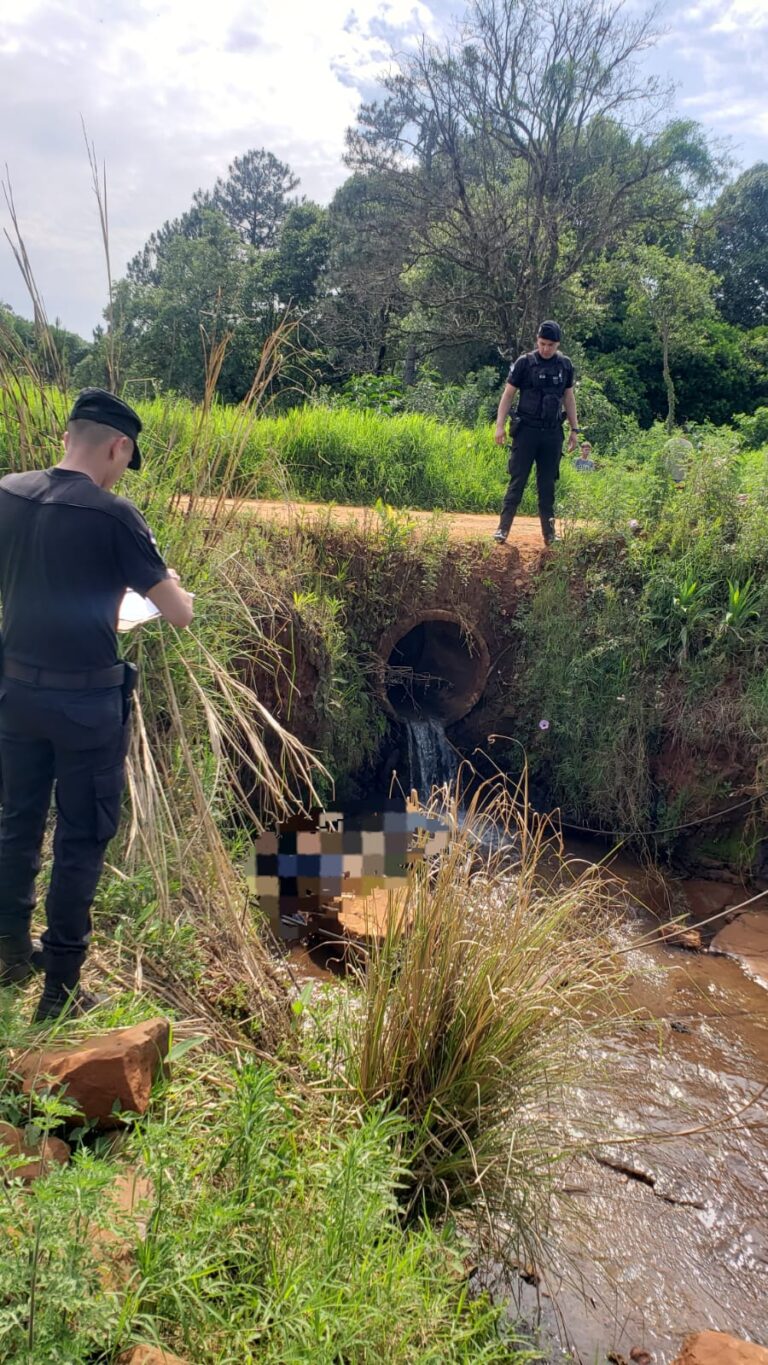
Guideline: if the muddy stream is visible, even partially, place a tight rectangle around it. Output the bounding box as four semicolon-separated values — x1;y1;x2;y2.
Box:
289;822;768;1362
505;838;768;1363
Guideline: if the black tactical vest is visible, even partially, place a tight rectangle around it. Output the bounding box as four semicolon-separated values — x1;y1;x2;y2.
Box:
516;353;568;428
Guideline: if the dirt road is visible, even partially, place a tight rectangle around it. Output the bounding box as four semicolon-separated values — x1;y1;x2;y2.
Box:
211;496;555;558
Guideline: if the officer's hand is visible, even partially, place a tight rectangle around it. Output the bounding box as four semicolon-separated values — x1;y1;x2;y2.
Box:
567;430;579;453
167;568;181;581
494;426;507;446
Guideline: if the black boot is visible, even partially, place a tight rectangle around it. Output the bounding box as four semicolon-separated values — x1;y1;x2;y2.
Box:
32;976;108;1024
0;934;44;988
541;515;560;546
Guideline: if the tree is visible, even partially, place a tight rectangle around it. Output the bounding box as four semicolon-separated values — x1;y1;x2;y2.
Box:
345;0;720;360
0;303;91;382
625;247;718;430
261;203;330;308
696;163;768;328
126;204;212;287
114;209;257;399
319;173;415;377
196;149;299;250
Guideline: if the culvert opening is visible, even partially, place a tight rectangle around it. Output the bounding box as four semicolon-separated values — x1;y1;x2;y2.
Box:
378;611;491;725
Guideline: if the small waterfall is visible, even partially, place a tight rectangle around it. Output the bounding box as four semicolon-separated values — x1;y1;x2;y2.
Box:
404;718;459;799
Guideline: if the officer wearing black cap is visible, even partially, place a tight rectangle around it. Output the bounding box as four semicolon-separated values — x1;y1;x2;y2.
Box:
492;321;580;545
0;388;194;1022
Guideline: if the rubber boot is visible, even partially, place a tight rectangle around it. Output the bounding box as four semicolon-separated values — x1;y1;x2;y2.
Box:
0;934;44;988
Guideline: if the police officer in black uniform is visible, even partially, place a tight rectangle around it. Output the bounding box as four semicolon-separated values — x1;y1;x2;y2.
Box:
492;321;580;545
0;389;194;1022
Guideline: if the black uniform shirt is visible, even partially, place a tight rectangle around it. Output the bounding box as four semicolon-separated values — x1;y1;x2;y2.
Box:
0;468;169;671
507;351;574;389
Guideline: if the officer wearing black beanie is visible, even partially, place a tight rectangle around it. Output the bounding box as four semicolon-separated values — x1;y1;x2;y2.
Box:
0;389;194;1022
492;322;580;545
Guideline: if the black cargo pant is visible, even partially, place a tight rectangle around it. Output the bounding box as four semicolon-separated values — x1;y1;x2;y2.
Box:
0;679;130;985
498;421;564;540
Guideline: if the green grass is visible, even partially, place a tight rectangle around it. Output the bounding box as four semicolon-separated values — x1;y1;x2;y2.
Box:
3;380;766;529
507;429;768;846
0;993;522;1364
1;359;766;1361
341;783;625;1224
0;773;623;1364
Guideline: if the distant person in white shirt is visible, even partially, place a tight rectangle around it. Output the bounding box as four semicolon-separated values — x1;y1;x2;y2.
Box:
574;441;596;472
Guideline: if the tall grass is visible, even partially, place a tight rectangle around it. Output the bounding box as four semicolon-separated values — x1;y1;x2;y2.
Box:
0;389;513;513
4;378;766;532
340;777;625;1249
0;315;331;1046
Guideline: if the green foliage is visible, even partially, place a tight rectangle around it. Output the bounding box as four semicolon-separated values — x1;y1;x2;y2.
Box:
325;366;502;429
113;208;260;401
572;376;637;451
0;1032;516;1364
514;425;768;840
671;574;710;665
233;405;511;512
734;404;768;450
260;201;330;307
197;147;300;250
624;245;719;430
0;303;90;384
696;162;768;327
721;577;760;644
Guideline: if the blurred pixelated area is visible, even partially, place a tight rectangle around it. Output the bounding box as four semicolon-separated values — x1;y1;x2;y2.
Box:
243;799;450;941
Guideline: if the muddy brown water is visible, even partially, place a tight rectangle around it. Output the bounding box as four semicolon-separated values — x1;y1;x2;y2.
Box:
289;838;768;1363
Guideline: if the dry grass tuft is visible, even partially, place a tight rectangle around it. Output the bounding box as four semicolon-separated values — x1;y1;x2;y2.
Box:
341;771;628;1255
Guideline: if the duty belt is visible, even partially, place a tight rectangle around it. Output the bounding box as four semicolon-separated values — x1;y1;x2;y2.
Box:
2;658;126;689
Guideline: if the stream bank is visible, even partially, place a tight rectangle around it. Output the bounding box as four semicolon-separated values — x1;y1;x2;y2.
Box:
238;508;768;1358
239;511;768;887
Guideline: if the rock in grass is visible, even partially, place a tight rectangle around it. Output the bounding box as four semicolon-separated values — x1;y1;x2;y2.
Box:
671;1333;768;1365
15;1019;170;1127
0;1120;70;1183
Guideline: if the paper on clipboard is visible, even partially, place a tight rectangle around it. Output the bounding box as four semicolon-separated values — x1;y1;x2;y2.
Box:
117;588;162;632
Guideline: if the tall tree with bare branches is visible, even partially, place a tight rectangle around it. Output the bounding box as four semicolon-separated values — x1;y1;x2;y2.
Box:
346;0;721;362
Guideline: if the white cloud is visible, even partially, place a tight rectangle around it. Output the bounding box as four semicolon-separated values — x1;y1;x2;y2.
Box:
0;0;766;338
0;0;439;335
638;0;768;167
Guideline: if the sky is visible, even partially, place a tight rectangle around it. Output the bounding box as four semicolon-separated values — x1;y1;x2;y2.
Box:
1;0;766;339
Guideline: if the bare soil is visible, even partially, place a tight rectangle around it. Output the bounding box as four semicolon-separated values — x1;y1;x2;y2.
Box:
206;496;555;562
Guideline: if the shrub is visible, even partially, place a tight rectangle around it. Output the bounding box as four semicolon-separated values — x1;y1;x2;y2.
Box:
733;405;768;450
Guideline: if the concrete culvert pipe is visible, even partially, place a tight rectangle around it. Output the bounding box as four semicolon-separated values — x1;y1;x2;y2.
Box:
377;610;491;725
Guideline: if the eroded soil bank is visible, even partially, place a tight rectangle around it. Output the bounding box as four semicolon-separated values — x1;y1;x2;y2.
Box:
241;502;767;1358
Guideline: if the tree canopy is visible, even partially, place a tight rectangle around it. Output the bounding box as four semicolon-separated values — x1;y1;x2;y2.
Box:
22;2;768;428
